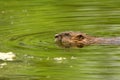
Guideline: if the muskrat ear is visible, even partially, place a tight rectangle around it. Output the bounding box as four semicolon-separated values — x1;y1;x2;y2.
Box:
76;34;85;40
64;33;70;36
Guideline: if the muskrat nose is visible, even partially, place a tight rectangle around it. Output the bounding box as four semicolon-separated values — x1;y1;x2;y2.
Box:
55;34;59;38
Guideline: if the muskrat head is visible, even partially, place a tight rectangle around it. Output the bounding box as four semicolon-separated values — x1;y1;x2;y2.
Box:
55;31;94;48
55;32;72;48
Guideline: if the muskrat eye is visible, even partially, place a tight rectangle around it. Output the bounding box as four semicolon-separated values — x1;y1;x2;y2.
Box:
64;33;70;36
55;35;59;38
76;34;85;40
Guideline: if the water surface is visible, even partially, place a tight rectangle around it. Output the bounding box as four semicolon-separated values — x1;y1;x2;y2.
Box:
0;0;120;80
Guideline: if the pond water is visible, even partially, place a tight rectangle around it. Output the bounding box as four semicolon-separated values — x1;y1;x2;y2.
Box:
0;0;120;80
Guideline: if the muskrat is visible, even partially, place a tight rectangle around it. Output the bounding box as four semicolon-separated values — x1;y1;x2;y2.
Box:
55;31;120;48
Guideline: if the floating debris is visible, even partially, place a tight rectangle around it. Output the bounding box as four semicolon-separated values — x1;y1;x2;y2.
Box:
53;57;66;61
0;52;16;61
70;56;77;60
53;57;66;63
0;62;7;68
23;54;34;59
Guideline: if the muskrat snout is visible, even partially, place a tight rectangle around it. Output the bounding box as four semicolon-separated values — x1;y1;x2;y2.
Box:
55;34;59;38
55;35;58;38
54;34;62;43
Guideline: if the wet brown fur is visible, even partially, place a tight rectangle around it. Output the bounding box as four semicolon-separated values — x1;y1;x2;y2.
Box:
55;31;120;48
